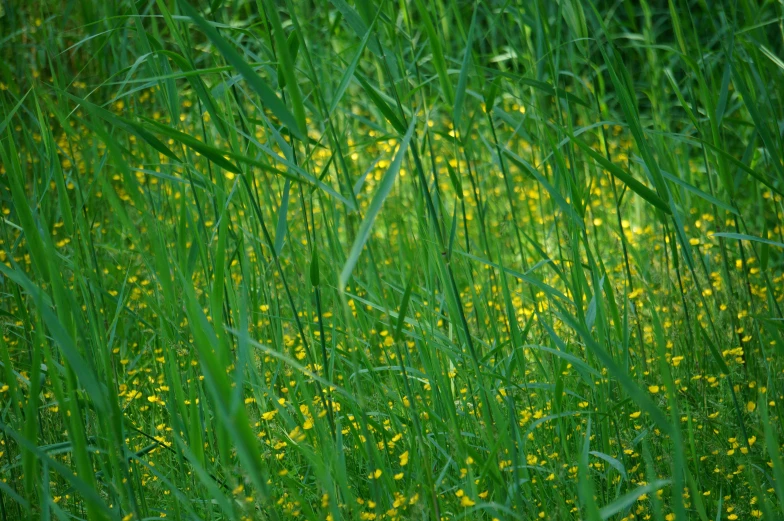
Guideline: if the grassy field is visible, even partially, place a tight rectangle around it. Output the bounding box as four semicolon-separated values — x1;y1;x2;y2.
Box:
1;0;784;519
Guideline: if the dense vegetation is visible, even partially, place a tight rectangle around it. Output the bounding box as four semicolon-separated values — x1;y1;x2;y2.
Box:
1;0;784;520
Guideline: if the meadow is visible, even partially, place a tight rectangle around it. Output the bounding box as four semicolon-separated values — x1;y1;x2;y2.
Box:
1;0;784;519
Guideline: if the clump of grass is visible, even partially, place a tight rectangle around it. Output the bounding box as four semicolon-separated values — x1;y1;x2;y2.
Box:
1;0;783;520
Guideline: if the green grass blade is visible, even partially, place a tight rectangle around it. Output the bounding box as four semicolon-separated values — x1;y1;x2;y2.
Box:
340;120;415;288
179;0;304;139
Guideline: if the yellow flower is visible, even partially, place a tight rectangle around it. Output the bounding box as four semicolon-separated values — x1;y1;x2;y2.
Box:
648;385;660;394
460;496;475;507
630;411;641;419
400;451;409;466
747;401;756;412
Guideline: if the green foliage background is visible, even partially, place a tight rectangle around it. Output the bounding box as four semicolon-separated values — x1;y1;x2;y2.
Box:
1;0;783;520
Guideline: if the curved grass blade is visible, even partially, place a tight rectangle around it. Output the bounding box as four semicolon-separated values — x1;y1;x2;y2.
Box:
711;232;784;249
340;119;415;288
355;73;407;134
567;131;671;214
453;5;477;125
330;16;377;114
264;0;306;133
503;147;585;229
599;480;671;519
178;0;304;139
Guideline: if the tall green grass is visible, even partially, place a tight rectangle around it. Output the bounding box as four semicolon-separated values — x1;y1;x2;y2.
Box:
1;0;783;520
